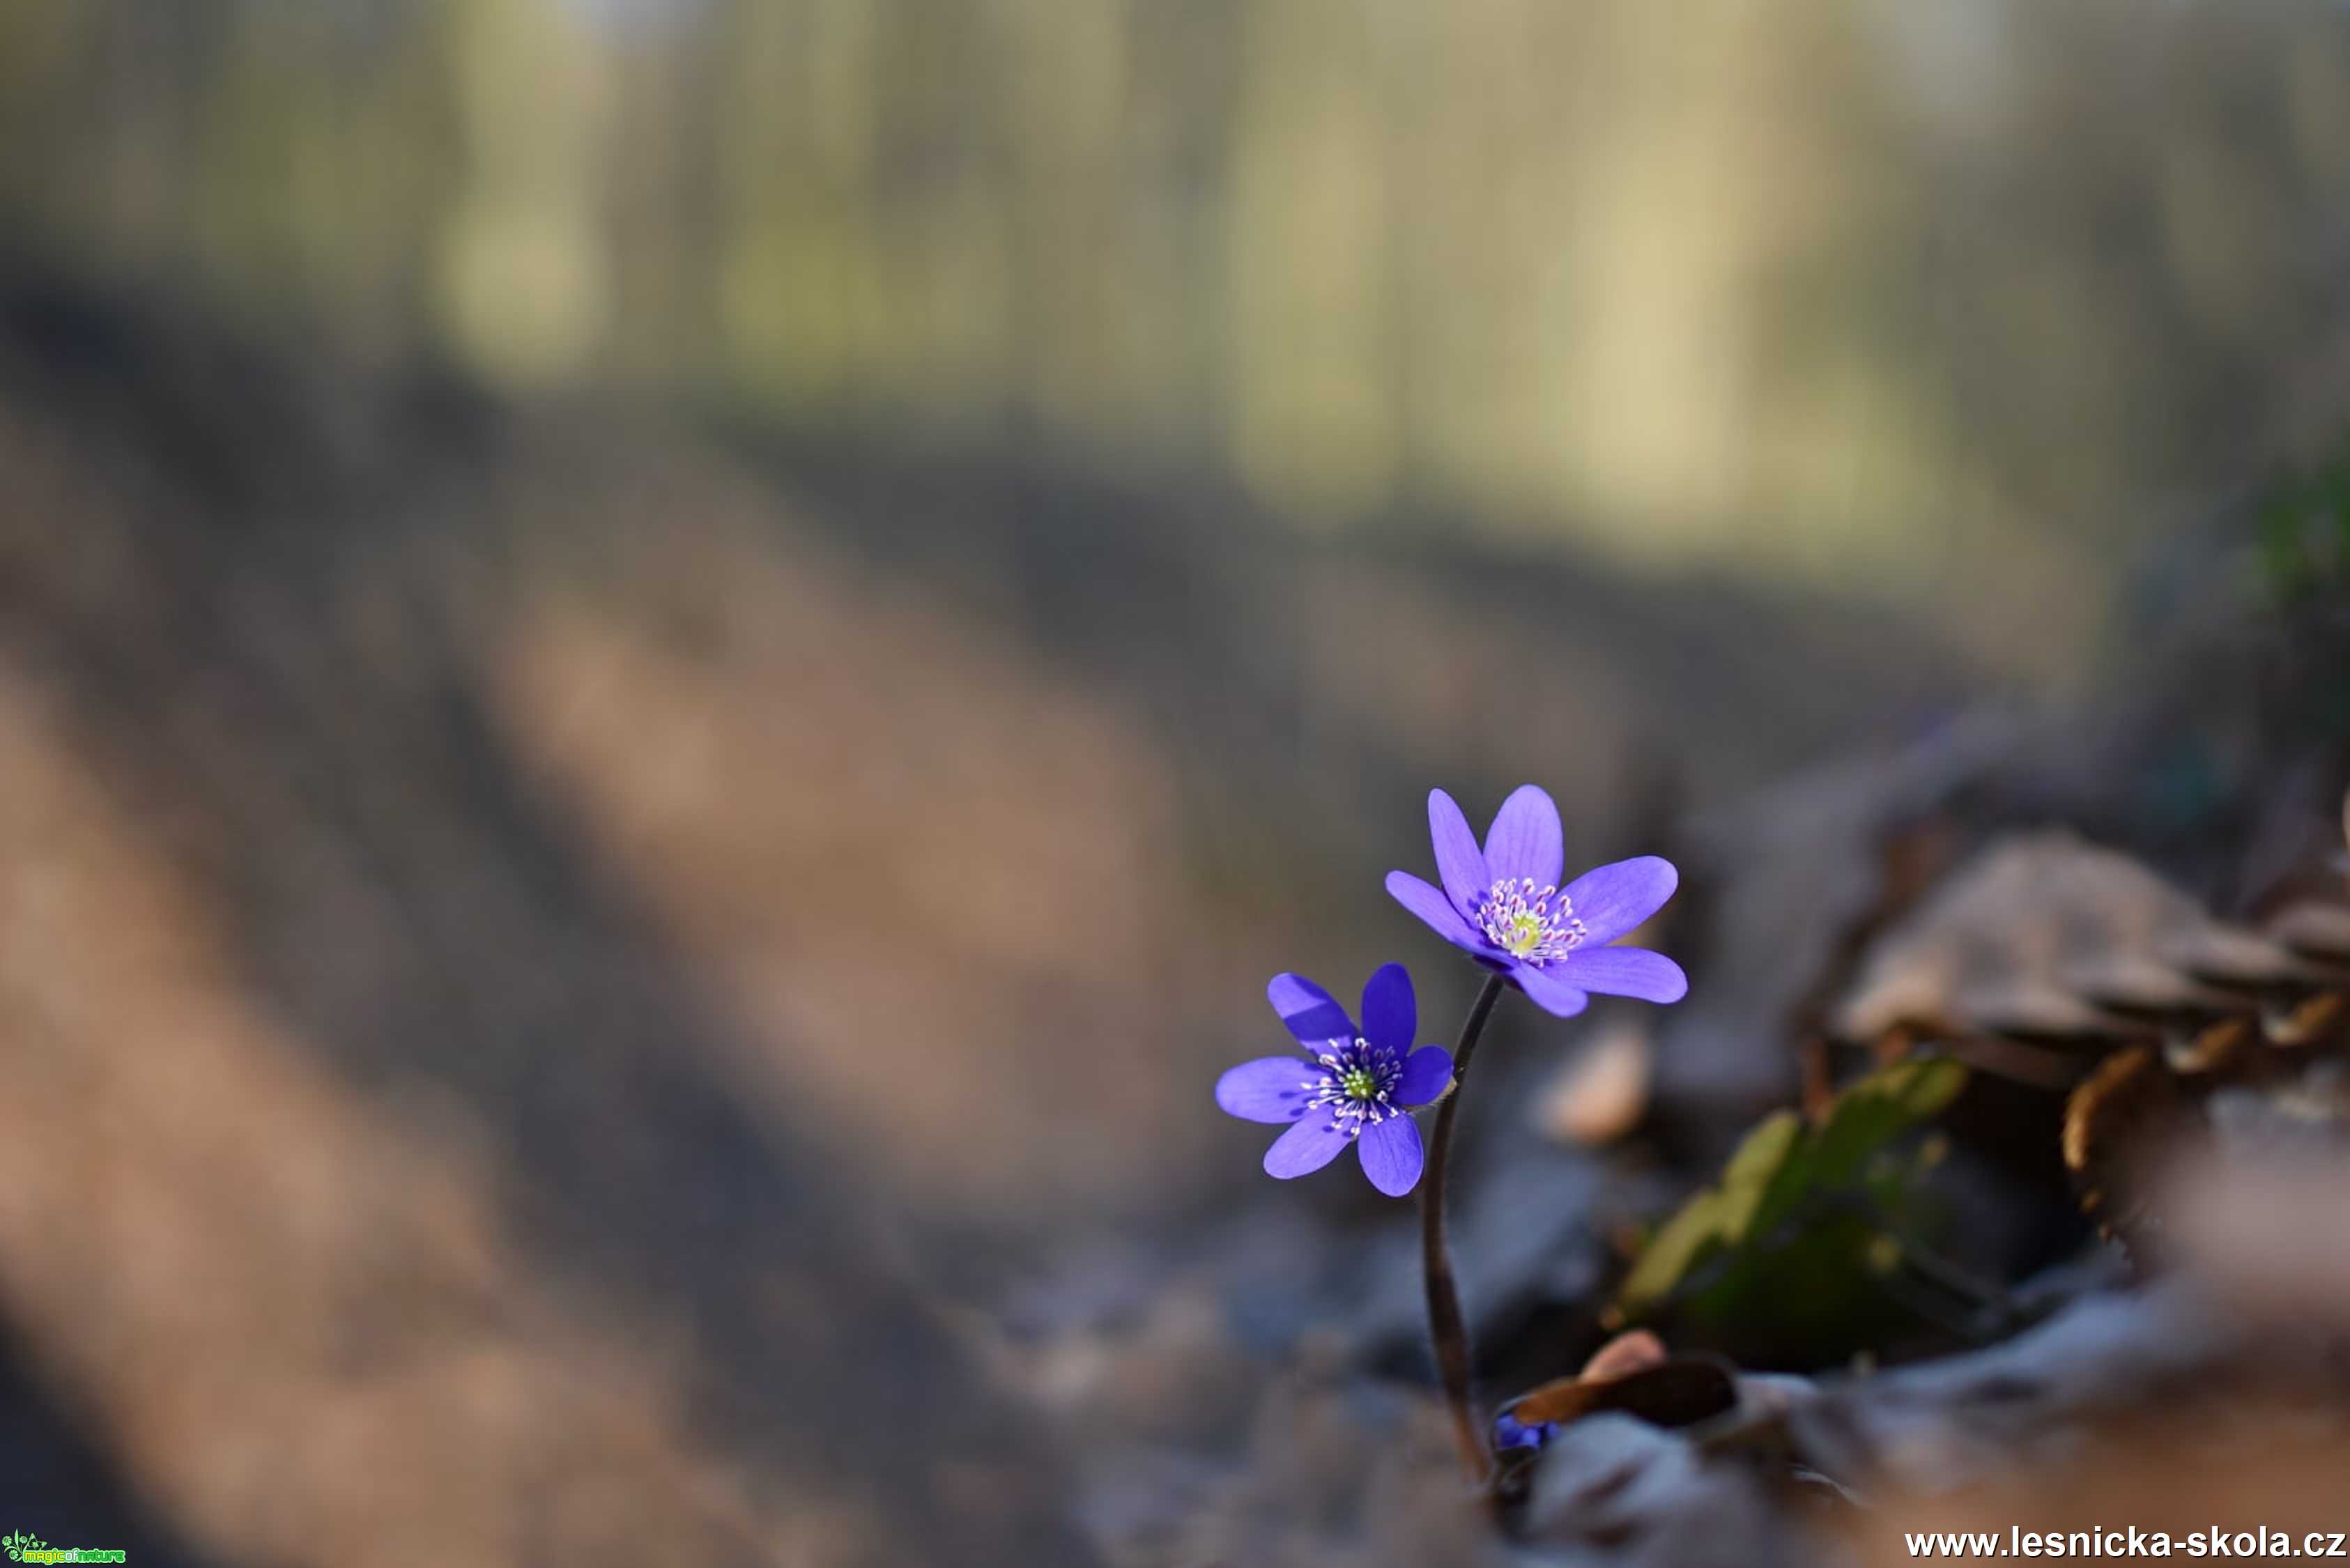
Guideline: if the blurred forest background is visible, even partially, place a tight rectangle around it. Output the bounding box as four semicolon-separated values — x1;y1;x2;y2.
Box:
1;2;2349;1565
11;0;2350;668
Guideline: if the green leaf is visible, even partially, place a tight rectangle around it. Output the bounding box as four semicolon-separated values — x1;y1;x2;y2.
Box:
1613;1109;1802;1317
1801;1056;1967;1194
1610;1057;1969;1351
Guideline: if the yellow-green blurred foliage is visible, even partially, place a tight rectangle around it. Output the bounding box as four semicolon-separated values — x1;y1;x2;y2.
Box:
7;0;2350;635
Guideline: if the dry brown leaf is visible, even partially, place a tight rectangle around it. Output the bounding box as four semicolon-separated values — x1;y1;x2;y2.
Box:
2266;900;2350;961
2063;1046;2199;1256
1837;833;2325;1066
1579;1328;1671;1383
2264;990;2349;1048
2163;1015;2257;1076
1505;1357;1740;1431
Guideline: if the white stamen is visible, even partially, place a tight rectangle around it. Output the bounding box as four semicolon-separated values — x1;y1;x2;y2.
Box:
1474;877;1589;967
1301;1036;1407;1139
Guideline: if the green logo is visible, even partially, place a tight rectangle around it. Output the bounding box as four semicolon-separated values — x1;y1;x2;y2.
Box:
0;1536;124;1564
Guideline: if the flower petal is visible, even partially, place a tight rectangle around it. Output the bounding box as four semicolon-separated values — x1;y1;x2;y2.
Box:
1215;1056;1323;1123
1359;962;1416;1052
1513;963;1590;1017
1428;790;1489;914
1560;946;1688;1004
1267;972;1353;1045
1393;1045;1454;1106
1386;871;1489;953
1560;856;1680;944
1357;1114;1424;1196
1482;784;1563;889
1263;1114;1351;1179
1493;1413;1561;1452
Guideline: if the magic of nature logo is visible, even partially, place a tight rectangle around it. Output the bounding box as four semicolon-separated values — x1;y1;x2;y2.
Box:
1;1532;125;1564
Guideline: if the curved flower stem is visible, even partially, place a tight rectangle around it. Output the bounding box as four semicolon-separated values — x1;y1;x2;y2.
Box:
1420;971;1506;1484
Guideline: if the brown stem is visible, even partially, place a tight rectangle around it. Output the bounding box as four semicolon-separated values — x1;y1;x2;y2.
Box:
1420;971;1506;1484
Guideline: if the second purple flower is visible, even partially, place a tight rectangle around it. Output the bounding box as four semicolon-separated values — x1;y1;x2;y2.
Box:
1215;963;1454;1196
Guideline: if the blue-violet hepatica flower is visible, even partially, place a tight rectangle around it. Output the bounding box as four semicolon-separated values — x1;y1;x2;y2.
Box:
1385;785;1688;1019
1215;963;1454;1197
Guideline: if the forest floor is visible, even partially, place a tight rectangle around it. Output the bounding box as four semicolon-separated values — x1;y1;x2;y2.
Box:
0;275;2344;1567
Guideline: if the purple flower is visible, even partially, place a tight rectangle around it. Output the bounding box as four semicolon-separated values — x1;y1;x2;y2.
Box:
1385;785;1688;1019
1492;1411;1562;1452
1215;964;1454;1197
